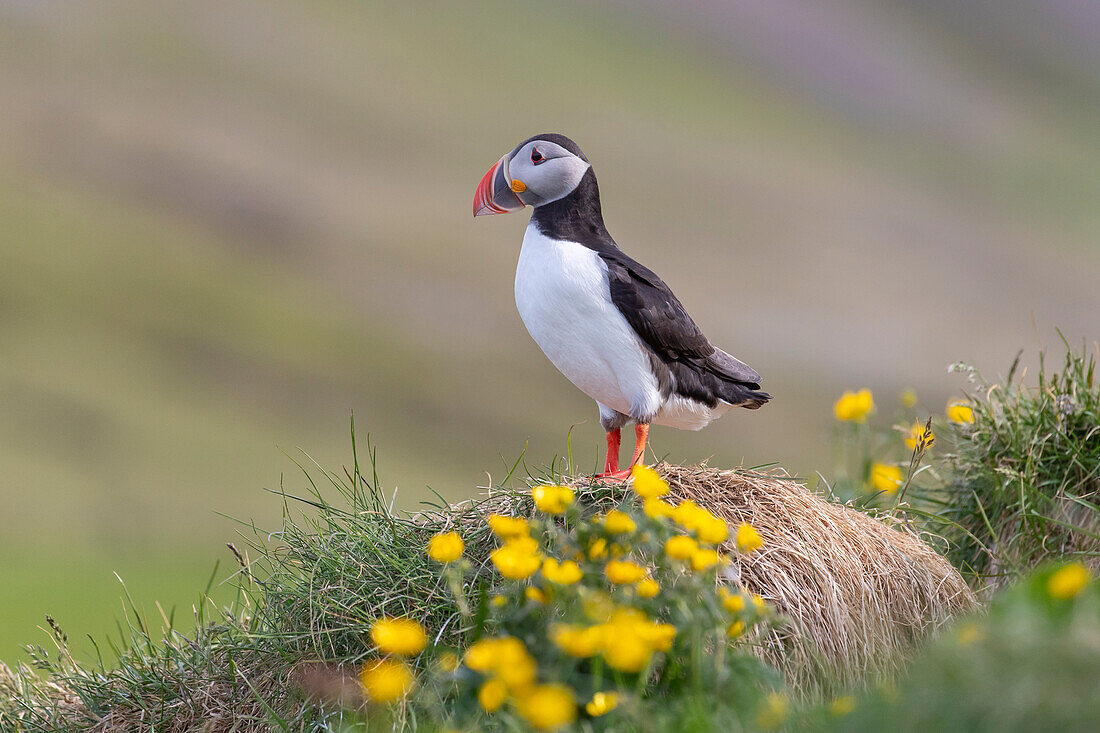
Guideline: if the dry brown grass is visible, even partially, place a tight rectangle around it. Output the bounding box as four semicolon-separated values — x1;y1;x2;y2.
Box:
648;462;976;692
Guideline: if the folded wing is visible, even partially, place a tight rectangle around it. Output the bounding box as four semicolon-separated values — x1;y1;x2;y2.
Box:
602;249;769;408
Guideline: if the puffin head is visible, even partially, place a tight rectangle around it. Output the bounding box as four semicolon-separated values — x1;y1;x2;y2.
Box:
473;133;592;217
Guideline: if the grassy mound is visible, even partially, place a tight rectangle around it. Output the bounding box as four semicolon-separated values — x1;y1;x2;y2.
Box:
0;454;980;730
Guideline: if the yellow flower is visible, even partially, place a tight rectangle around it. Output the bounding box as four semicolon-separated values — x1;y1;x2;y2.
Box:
463;638;497;672
490;594;506;607
541;558;583;585
488;514;530;539
641;622;678;652
757;692;788;729
532;485;574;514
593;609;677;672
491;544;542;580
496;638;537;691
436;651;459;673
900;388;918;408
727;620;745;637
478;677;508;713
735;523;763;553
719;589;745;613
630;464;669;498
370;617;426;657
587;537;609;559
427;531;464;563
599;628;653;673
515;684;577;731
946;401;974;424
603;509;636;535
1048;562;1090;600
829;696;856;716
636;578;660;598
664;535;699;561
834;389;873;422
359;659;415;703
605;559;648;584
696;515;729;544
551;624;601;658
501;666;538;696
504;534;540;553
526;586;547;604
752;594;767;613
689;548;726;572
905;421;935;451
585;691;619;717
672;500;707;532
869;463;903;494
643;497;675;519
464;637;537;692
955;623;983;646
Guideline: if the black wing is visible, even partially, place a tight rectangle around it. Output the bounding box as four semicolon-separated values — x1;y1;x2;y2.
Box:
602;250;768;408
603;252;709;359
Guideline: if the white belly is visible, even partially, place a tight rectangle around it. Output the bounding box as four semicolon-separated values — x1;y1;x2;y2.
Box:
656;393;734;431
514;225;662;420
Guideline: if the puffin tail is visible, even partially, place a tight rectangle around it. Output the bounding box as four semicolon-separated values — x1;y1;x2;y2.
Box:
706;348;770;409
729;384;771;410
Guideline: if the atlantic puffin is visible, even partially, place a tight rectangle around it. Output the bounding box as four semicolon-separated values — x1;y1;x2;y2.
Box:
474;133;769;479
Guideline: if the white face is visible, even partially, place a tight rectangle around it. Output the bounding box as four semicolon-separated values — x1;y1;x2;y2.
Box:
507;140;592;208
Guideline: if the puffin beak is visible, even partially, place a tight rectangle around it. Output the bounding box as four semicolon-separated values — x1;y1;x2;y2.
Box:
473;154;525;217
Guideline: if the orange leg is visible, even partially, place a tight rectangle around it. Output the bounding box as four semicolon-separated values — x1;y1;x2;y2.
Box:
598;428;622;477
628;423;649;469
596;423;649;481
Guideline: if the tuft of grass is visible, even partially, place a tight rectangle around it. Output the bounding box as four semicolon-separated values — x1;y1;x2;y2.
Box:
0;570;295;731
240;435;538;666
930;337;1100;588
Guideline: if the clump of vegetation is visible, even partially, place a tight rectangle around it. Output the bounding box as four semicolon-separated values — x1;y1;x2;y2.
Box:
934;339;1099;586
333;465;783;731
0;450;975;731
0;453;791;731
802;562;1100;733
827;339;1099;590
0;447;971;730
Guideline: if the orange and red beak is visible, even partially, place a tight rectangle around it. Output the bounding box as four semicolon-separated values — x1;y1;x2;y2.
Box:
473;154;526;217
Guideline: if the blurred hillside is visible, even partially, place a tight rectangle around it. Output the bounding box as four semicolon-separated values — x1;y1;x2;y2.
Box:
1;0;1098;661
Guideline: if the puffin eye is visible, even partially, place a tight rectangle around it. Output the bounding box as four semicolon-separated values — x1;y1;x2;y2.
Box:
531;148;545;164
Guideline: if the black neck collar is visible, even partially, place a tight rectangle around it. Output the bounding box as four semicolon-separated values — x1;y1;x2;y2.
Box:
529;168;615;247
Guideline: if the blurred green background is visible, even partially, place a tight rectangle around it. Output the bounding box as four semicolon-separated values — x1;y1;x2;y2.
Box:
2;0;1098;663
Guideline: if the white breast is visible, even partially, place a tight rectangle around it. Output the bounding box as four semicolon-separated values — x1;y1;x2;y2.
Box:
514;225;662;420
